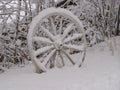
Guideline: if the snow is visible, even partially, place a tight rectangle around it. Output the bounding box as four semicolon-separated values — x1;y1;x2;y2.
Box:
0;41;120;90
42;49;56;66
63;33;83;43
33;36;52;44
62;23;74;40
34;45;54;56
63;44;84;51
40;25;55;41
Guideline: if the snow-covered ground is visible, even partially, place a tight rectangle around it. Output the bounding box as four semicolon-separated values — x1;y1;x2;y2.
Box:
0;38;120;90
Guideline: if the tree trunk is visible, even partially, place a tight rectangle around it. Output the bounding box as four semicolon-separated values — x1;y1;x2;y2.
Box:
14;0;21;63
116;4;120;35
28;0;32;21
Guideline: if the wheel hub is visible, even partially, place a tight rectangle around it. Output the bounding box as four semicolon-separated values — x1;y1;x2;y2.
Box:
54;35;63;50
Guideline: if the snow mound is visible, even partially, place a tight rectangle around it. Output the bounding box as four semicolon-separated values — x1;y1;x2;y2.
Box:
0;37;120;90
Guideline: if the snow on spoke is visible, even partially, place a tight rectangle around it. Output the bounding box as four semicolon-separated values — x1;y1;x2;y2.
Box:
49;17;56;35
57;51;65;66
33;36;53;44
59;51;65;66
63;33;83;43
34;46;54;56
63;44;84;51
40;26;55;41
61;49;75;65
42;49;56;66
58;17;63;34
62;23;74;40
34;58;47;72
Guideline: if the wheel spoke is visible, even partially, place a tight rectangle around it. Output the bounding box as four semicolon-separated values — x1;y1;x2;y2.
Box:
63;44;84;51
62;23;74;40
49;50;57;68
63;33;83;43
33;36;53;44
34;58;47;72
34;46;54;56
79;50;86;67
49;17;56;35
42;49;56;66
40;26;55;41
61;49;75;65
58;17;63;34
58;51;65;66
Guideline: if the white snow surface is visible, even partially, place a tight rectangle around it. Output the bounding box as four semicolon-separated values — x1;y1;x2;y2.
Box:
0;39;120;90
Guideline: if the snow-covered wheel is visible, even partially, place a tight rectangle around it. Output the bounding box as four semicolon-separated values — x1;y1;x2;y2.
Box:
28;7;86;73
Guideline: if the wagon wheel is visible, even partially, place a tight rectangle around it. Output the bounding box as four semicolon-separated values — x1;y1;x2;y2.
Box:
28;7;86;73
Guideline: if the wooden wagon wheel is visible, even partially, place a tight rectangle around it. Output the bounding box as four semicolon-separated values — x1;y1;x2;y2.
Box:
28;7;86;73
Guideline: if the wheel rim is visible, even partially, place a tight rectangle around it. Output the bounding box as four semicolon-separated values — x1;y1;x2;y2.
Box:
28;7;86;72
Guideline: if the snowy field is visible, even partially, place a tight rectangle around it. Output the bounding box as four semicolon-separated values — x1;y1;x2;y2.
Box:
0;38;120;90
